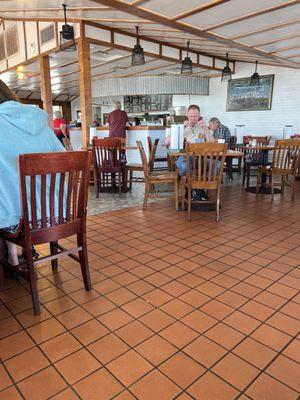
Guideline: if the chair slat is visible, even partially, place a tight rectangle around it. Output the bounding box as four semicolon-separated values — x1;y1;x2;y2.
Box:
66;171;74;221
40;174;47;228
30;175;38;229
49;173;56;226
59;172;65;223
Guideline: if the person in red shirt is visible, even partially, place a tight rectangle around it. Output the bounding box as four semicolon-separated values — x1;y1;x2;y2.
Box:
107;101;128;138
53;110;69;144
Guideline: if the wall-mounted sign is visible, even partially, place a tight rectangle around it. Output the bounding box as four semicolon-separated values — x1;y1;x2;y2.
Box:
227;75;274;111
124;94;172;113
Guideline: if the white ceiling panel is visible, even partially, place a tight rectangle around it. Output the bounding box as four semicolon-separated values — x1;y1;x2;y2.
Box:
258;36;300;52
143;0;209;18
181;0;289;29
274;48;300;57
233;22;300;45
212;4;300;37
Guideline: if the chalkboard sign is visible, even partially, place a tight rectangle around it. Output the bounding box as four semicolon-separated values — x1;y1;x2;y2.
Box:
227;75;274;111
124;95;172;113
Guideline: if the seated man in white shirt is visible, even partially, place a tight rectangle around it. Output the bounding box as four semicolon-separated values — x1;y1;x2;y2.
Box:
176;105;215;201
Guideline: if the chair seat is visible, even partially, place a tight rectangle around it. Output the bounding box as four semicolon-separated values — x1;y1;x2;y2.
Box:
126;163;143;170
150;172;177;180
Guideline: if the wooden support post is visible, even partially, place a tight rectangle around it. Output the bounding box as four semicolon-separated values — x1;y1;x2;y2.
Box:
40;55;53;127
78;23;92;149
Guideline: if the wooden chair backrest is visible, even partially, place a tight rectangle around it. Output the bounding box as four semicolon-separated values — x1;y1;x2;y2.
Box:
19;151;91;244
186;143;227;189
243;147;265;164
243;135;270;145
148;138;159;172
272;140;300;172
136;139;159;180
92;137;122;173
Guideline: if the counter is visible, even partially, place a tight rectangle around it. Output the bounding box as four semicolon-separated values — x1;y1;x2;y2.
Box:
95;126;167;165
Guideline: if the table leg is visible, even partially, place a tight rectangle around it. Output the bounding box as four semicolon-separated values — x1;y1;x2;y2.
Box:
226;157;233;180
261;150;269;184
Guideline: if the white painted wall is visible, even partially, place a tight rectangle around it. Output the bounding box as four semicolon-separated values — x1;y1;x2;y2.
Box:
173;62;300;138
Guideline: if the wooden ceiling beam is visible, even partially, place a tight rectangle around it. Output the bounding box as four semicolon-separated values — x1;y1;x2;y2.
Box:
204;0;300;31
91;0;300;68
85;20;230;63
172;0;231;21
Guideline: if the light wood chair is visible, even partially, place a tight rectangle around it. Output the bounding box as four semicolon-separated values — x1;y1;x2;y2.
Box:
136;140;178;210
0;151;92;314
182;143;226;222
256;139;300;200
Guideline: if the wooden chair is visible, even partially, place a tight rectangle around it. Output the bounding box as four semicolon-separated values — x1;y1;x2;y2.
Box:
243;147;266;188
92;137;123;197
228;136;242;175
0;151;92;314
147;136;168;171
256;139;300;200
182;143;226;222
136;140;178;210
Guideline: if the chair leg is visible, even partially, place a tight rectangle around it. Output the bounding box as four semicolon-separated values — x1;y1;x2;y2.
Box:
174;179;179;211
216;188;221;222
181;180;185;211
0;238;5;290
77;232;91;291
143;182;150;209
281;175;285;195
246;165;250;188
129;170;133;190
50;241;58;271
187;187;192;221
242;166;246;185
118;173;122;197
270;175;274;201
256;169;261;194
291;175;296;200
25;242;40;315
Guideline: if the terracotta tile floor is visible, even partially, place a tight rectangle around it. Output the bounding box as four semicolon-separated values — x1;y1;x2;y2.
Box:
1;183;300;400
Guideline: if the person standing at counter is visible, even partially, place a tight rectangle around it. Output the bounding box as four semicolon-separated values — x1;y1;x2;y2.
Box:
107;101;128;138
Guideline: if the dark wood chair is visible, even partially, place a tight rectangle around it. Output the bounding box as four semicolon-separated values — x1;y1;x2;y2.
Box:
92;137;124;197
0;151;92;314
256;139;300;200
147;136;168;171
243;147;266;188
228;136;242;176
182;143;226;222
137;140;178;210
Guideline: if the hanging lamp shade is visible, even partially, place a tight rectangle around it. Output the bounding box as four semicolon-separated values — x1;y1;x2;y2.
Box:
250;61;260;86
221;53;232;82
131;26;145;66
60;4;77;52
181;41;193;75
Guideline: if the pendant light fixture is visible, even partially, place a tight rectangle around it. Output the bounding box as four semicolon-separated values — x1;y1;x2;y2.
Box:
131;26;145;66
60;4;77;52
181;41;193;75
250;61;260;86
221;53;232;82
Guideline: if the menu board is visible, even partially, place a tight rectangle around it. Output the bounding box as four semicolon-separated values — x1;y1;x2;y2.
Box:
124;95;172;113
